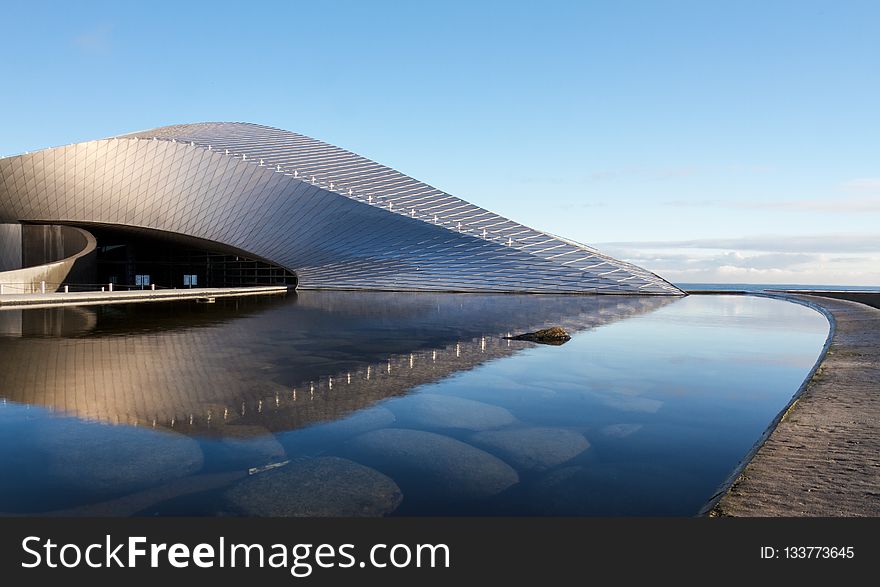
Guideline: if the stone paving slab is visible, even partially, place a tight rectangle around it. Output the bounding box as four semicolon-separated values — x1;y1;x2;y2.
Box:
711;294;880;517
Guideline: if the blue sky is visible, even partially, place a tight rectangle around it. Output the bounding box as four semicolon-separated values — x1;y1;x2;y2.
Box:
1;0;877;284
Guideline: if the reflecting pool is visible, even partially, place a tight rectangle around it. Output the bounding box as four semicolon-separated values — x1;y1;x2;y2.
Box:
0;292;828;516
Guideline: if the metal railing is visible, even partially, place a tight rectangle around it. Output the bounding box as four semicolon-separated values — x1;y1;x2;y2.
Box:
0;281;174;295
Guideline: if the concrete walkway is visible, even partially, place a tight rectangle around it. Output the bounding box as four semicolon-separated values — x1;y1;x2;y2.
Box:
0;285;290;308
710;294;880;516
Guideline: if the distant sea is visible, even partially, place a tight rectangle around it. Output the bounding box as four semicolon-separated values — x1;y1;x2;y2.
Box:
676;283;880;292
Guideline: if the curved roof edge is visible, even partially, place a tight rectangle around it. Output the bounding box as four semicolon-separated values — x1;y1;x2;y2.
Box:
119;122;682;295
0;122;683;295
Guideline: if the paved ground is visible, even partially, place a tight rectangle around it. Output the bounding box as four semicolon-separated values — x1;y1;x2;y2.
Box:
711;294;880;516
0;285;289;308
778;290;880;309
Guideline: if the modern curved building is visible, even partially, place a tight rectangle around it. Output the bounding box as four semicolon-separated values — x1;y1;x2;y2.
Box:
0;123;681;294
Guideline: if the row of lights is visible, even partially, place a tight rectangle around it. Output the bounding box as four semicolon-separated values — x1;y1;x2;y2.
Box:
155;137;527;250
148;333;518;430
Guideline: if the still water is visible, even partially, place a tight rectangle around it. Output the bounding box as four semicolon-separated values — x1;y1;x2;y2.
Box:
0;292;828;516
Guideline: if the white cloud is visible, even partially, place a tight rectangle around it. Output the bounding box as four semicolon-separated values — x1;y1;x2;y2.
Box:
596;235;880;285
599;234;880;253
663;196;880;213
748;197;880;213
611;250;819;270
842;178;880;192
660;263;880;285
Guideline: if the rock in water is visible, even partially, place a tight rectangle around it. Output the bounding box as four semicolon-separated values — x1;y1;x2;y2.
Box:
507;326;571;345
342;428;519;502
34;418;204;497
223;456;403;517
470;427;590;472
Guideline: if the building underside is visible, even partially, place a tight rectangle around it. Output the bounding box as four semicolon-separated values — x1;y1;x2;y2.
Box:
0;122;682;294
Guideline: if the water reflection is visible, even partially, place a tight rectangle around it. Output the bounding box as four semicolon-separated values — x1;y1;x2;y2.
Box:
0;292;674;436
0;293;829;516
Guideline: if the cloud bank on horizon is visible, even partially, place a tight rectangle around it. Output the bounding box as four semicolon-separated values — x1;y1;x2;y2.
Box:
598;233;879;286
589;175;879;286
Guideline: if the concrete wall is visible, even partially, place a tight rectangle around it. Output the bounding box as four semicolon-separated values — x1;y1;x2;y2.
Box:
22;224;89;266
0;226;96;294
808;291;880;309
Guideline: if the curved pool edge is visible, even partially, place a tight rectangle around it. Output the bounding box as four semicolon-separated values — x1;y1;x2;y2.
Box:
701;293;880;517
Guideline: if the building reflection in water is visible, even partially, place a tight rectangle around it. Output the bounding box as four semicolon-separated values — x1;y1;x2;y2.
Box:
0;292;675;437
